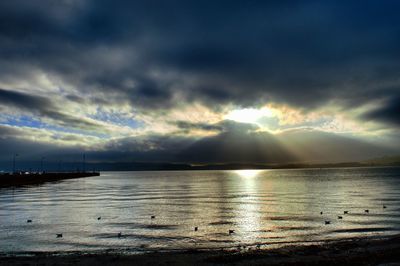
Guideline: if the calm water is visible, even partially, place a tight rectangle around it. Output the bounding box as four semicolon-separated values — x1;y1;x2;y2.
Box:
1;167;400;253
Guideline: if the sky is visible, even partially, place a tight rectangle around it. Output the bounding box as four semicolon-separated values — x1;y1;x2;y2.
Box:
0;0;399;167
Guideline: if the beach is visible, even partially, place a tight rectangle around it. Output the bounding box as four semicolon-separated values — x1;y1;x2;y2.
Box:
1;234;400;265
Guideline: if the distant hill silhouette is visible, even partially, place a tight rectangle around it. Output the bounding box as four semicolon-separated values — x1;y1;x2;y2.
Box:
1;156;399;172
363;155;400;166
0;126;397;172
177;128;392;164
85;158;400;171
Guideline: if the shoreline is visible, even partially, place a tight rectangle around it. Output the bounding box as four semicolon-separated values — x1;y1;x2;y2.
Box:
2;234;400;265
77;163;400;172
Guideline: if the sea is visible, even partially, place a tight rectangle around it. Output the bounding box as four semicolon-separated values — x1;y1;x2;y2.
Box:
1;167;400;253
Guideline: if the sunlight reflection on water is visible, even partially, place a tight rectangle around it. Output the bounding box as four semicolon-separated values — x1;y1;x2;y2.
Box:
234;169;263;178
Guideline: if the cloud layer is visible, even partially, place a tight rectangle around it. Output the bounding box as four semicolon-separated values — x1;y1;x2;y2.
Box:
0;1;399;166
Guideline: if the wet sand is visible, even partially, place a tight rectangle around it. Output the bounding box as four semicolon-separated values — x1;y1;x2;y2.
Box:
1;235;400;265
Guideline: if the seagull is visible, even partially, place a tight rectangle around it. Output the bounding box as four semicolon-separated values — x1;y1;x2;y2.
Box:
229;229;235;234
194;227;198;231
344;211;349;214
325;221;331;225
27;219;32;223
56;233;63;238
338;216;343;219
365;209;369;213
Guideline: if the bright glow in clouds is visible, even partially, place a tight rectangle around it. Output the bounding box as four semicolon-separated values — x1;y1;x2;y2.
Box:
225;107;274;124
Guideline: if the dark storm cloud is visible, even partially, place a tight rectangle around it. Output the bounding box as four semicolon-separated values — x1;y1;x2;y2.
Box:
0;89;102;130
174;121;223;132
362;96;400;126
0;88;50;111
0;0;399;157
174;120;258;133
0;125;83;162
0;0;400;117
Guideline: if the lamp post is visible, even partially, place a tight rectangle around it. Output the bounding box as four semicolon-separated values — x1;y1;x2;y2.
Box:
82;154;86;173
41;157;45;173
12;153;18;174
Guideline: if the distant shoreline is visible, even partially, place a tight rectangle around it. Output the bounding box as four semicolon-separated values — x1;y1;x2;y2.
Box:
94;162;400;172
2;155;399;172
1;234;400;265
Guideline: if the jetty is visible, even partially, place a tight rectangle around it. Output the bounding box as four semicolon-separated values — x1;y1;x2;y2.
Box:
0;172;100;187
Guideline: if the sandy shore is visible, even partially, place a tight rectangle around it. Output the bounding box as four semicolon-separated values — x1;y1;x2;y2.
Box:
1;235;400;265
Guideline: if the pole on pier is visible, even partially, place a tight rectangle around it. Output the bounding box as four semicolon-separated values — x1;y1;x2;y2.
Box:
12;153;18;173
83;154;86;173
41;157;45;173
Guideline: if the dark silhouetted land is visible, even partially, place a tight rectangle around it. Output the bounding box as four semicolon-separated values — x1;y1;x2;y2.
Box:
0;172;100;187
1;155;399;172
74;156;400;171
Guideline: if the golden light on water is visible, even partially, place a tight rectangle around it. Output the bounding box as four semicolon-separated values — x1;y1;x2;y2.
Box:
234;169;263;178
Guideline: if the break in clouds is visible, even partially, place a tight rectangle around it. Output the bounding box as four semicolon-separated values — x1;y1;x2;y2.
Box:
0;0;399;165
